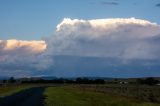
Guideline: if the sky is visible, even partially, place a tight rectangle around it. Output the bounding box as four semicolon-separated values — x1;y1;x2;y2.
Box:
0;0;160;40
0;0;160;78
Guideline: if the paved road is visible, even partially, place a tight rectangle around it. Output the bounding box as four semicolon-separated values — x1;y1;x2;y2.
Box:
0;87;45;106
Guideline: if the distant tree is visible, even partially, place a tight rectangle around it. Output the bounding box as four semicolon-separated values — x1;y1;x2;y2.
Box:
76;77;83;83
83;78;90;84
114;78;118;81
136;78;159;85
65;79;75;83
76;77;105;84
136;78;144;84
2;80;7;83
94;79;105;84
9;77;16;83
144;77;159;85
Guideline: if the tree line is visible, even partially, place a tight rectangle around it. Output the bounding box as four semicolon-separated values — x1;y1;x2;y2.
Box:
1;77;159;85
21;77;105;84
136;77;159;85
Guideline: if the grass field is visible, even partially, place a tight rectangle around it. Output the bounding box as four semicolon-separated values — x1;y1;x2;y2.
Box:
1;84;160;106
0;84;40;97
73;84;160;103
44;86;160;106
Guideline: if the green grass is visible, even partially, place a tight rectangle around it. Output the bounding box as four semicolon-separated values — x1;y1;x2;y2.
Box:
44;86;159;106
0;84;34;97
73;84;160;102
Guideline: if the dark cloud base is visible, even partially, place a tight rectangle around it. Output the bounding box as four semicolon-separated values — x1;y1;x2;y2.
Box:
44;55;160;78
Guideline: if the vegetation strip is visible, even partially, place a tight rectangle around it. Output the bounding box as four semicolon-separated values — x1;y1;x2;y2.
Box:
44;86;159;106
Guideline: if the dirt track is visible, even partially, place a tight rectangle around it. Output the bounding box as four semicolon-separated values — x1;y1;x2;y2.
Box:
0;87;45;106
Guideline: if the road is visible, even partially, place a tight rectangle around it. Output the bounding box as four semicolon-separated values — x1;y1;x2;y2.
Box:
0;87;45;106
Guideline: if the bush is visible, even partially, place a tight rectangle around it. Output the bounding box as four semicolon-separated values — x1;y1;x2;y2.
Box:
136;77;159;85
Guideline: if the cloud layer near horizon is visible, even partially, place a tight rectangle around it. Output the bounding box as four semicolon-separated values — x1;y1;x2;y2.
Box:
0;39;46;63
0;39;53;76
1;18;160;77
47;18;160;60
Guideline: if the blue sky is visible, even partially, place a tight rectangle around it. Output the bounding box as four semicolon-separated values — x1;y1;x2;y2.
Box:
0;0;160;40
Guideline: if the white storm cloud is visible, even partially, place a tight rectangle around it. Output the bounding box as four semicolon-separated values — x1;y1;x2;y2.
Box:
1;17;160;77
0;39;46;54
0;39;46;62
0;39;53;76
47;18;160;60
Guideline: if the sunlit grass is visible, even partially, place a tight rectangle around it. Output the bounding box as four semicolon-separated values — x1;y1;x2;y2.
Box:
0;84;34;97
44;86;159;106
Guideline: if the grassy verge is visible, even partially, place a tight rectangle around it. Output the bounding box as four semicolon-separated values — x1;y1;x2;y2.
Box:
0;84;35;97
44;86;159;106
72;84;160;102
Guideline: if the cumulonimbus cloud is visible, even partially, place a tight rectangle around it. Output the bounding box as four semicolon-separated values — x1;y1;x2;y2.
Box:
0;39;52;76
1;17;160;77
47;18;160;60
